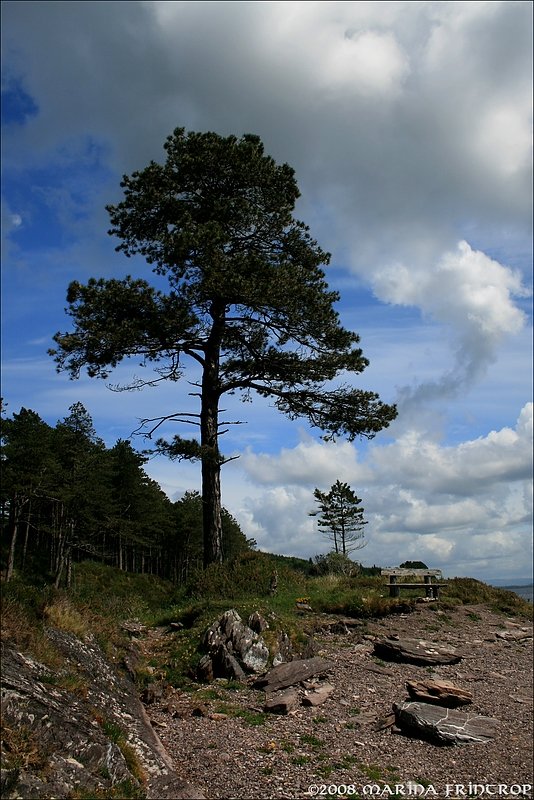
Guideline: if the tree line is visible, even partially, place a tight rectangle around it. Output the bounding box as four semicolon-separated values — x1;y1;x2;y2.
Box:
0;401;252;587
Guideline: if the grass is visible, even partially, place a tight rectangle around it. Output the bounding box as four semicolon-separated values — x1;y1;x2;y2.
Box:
2;559;531;712
291;755;311;765
299;733;324;748
211;702;268;726
43;597;89;638
1;723;48;772
66;780;145;799
96;717;146;784
438;577;532;618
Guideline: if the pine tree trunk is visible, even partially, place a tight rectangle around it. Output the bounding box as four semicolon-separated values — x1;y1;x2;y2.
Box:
21;503;32;569
66;550;72;589
201;301;224;567
6;496;23;582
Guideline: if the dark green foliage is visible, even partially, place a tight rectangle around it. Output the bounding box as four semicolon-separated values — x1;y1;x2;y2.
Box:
0;408;58;579
185;550;307;600
311;480;367;556
1;402;252;589
440;577;532;617
49;127;397;567
399;560;428;569
312;552;360;576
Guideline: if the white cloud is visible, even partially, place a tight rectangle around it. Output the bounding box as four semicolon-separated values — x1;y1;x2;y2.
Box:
243;439;371;487
231;403;533;579
1;1;531;582
319;28;410;95
372;242;529;411
371;403;533;495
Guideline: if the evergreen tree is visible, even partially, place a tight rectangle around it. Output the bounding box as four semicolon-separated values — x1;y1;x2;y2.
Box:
107;439;167;571
311;480;368;556
0;408;55;580
50;128;397;567
52;403;110;586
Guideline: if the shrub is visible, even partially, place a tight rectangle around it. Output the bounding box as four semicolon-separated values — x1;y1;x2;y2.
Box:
43;598;88;638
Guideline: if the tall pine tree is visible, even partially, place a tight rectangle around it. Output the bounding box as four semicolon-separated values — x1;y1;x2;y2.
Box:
50;128;397;567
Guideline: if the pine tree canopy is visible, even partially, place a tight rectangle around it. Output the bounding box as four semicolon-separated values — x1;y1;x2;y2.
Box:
49;128;397;565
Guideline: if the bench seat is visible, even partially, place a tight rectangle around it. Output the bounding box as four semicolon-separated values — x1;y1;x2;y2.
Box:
381;568;445;599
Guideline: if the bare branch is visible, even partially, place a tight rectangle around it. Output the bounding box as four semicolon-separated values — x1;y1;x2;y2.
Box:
131;411;201;439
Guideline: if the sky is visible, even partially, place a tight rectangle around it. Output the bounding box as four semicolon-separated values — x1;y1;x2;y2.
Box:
1;0;532;584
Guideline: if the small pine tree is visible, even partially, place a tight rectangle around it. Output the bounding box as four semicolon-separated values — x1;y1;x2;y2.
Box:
311;480;368;556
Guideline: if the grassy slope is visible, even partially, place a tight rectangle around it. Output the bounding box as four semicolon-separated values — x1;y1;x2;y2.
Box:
2;553;531;686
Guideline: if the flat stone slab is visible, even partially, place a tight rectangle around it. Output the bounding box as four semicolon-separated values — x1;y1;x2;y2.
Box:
374;637;462;666
406;678;472;707
253;657;334;693
264;688;299;714
302;682;334;707
394;701;498;745
495;628;533;641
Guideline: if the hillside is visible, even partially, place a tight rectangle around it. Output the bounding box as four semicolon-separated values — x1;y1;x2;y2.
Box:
1;559;532;799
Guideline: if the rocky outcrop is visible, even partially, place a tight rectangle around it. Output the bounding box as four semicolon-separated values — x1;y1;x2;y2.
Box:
198;609;270;681
0;632;204;799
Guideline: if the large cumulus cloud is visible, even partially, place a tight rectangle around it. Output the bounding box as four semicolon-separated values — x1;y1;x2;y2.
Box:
1;2;532;580
234;404;533;579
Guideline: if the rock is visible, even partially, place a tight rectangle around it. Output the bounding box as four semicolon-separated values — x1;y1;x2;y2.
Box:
374;712;396;731
121;619;147;637
248;612;269;633
242;640;271;673
1;634;204;799
253;656;335;693
393;701;498;745
302;681;334;707
495;628;533;641
374;637;462;666
301;636;320;659
264;688;299;714
197;654;214;683
123;641;142;680
212;644;247;682
406;679;473;707
329;621;350;634
149;775;205;800
272;631;293;666
202;610;269;679
141;680;170;705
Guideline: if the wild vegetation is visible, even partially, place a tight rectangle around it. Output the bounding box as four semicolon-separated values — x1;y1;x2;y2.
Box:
1;401;252;589
2;553;531;690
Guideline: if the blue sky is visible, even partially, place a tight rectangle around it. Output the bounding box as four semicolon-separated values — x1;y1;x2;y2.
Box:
1;1;532;583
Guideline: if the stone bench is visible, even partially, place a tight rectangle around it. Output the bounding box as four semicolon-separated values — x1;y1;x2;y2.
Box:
381;568;446;599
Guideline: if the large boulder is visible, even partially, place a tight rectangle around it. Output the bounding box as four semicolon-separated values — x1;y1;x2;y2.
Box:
253;656;335;693
1;633;204;799
393;701;498;745
200;610;269;681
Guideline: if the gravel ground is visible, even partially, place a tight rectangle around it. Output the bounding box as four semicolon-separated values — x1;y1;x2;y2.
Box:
148;603;533;800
